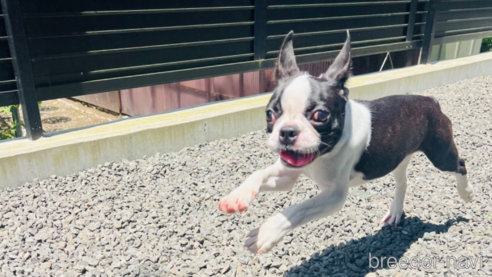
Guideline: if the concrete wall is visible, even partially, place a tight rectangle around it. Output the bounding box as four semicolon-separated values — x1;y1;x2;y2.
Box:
1;52;492;190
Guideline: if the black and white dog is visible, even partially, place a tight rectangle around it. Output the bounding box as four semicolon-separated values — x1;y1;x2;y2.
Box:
218;31;474;254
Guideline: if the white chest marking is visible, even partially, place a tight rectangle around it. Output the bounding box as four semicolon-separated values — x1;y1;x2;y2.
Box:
302;100;372;189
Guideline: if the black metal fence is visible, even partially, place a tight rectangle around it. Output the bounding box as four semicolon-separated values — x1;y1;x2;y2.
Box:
0;0;491;139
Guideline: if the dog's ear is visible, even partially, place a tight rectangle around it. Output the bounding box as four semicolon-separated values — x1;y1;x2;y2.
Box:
274;31;300;81
325;30;351;90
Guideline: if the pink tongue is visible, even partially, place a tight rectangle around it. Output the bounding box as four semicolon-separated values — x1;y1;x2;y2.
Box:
280;151;315;167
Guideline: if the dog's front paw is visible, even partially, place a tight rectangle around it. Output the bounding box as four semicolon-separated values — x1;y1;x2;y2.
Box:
218;189;257;214
244;214;291;254
380;206;404;227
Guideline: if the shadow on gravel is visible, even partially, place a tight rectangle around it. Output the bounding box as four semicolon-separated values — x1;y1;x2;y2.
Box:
284;216;469;277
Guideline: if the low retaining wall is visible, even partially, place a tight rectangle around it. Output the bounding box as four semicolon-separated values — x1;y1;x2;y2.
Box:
1;52;492;189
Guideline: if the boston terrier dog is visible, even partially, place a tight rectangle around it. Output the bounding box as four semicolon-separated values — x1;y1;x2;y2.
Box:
218;30;474;254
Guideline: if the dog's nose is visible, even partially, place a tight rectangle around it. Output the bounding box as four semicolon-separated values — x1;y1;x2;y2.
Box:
279;126;299;145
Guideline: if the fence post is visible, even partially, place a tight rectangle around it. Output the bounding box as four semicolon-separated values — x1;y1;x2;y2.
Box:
1;0;43;140
406;0;419;42
253;0;267;61
420;0;440;64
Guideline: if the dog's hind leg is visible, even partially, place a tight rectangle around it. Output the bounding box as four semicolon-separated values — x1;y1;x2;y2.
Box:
455;164;472;203
421;113;473;203
427;151;473;203
380;154;412;226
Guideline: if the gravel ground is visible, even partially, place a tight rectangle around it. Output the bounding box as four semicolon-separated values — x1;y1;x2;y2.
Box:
1;76;491;277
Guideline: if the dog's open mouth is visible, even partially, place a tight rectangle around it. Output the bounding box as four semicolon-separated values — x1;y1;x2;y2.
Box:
280;150;316;167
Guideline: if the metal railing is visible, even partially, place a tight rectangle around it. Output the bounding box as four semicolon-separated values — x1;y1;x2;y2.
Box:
0;0;491;140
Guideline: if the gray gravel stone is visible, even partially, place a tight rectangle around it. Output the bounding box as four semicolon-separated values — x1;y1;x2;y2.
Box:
0;76;491;276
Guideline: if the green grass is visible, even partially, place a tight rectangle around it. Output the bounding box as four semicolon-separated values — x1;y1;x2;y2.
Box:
481;38;492;53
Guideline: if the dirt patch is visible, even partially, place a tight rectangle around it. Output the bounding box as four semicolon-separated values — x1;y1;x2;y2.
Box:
39;105;59;112
1;99;121;135
42;116;72;125
38;99;121;133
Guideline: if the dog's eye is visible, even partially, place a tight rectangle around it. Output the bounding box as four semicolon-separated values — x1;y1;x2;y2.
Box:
312;110;329;122
266;110;276;122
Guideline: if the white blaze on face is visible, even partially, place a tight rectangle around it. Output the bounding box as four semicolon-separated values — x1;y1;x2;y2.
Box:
281;74;311;116
268;74;321;152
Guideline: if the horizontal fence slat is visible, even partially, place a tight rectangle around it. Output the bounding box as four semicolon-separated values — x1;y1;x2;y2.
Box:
0;40;11;59
268;12;420;24
269;0;412;4
28;21;255;38
31;40;254;77
0;79;17;92
0;62;15;82
269;1;415;9
23;6;255;18
266;25;424;53
267;23;423;39
437;0;492;11
435;25;492;38
38;37;255;60
0;90;18;106
267;2;428;20
433;28;492;44
23;10;254;37
438;8;492;22
300;40;422;63
0;19;5;37
267;13;426;36
435;18;492;33
34;54;254;88
20;0;254;14
267;36;407;58
27;25;254;57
